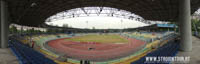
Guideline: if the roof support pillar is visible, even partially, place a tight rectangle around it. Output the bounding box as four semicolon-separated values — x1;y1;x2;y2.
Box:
80;60;90;64
1;0;9;48
179;0;192;51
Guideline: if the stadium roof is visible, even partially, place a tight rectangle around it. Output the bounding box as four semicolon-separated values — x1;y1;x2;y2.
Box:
130;24;176;30
156;24;176;28
6;0;200;27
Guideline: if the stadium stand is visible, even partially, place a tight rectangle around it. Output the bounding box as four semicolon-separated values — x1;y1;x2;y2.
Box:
131;41;179;64
109;31;178;64
9;38;56;64
7;31;179;64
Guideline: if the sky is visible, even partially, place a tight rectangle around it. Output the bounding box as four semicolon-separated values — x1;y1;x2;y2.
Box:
46;16;150;29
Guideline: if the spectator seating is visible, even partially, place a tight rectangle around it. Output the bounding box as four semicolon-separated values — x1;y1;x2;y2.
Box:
9;39;56;64
131;41;179;64
8;32;178;64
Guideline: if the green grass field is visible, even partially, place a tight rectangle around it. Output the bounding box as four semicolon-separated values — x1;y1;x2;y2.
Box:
65;34;129;43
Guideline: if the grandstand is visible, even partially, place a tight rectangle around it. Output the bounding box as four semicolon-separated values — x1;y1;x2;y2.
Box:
7;27;180;64
1;0;200;64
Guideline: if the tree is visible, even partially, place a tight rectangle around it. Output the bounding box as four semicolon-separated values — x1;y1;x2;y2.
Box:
9;25;18;34
92;27;95;30
191;18;200;35
62;24;69;28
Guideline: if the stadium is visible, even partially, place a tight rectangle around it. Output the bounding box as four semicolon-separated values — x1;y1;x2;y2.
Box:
8;26;179;64
1;0;200;64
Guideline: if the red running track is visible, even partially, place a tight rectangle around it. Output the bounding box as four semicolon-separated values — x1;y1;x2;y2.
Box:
47;37;146;61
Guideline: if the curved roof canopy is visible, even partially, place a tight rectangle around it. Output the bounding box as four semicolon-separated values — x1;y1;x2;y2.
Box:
46;7;144;23
6;0;200;27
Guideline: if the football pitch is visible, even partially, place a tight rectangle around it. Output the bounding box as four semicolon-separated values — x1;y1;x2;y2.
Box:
65;34;129;43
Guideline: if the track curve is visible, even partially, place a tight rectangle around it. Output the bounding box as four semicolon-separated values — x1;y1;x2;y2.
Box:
47;37;146;61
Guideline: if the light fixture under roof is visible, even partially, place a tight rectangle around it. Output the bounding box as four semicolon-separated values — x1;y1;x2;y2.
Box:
31;3;37;7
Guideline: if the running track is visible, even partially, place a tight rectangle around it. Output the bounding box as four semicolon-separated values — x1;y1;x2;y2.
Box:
47;37;146;61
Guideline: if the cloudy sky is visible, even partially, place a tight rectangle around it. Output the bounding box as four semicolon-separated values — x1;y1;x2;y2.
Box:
46;16;149;29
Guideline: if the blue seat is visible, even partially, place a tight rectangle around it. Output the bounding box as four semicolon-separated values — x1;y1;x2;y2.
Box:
9;39;57;64
131;41;180;64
